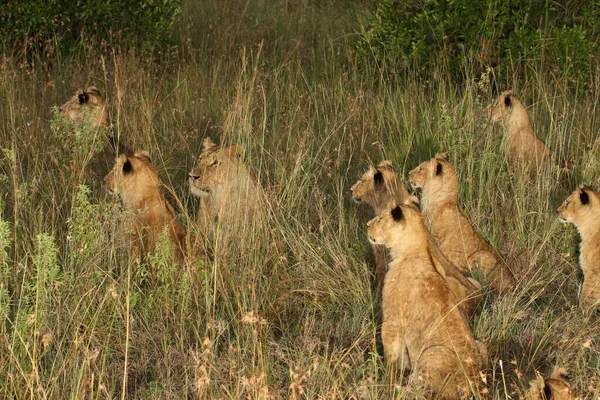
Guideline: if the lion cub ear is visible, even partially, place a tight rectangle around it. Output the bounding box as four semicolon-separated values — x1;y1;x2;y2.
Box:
434;161;443;176
85;86;101;96
404;195;420;210
377;160;393;169
135;150;152;163
78;90;89;105
550;368;570;383
504;92;513;107
373;168;383;186
435;153;448;161
227;144;245;160
391;204;403;222
119;154;133;174
202;137;217;150
579;188;590;205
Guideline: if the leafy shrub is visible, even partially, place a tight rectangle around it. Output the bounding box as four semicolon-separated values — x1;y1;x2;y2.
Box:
357;0;599;84
66;185;110;268
0;0;182;56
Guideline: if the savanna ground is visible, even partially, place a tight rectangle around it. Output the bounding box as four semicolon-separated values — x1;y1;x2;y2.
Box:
1;1;600;398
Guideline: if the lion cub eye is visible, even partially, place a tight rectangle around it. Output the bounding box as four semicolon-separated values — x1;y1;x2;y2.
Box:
209;160;219;167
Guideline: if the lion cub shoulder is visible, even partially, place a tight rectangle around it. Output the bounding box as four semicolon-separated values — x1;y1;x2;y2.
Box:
104;151;187;264
409;154;515;293
558;184;600;310
367;200;487;398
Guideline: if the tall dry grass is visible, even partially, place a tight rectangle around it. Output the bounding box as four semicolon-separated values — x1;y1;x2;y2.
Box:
1;0;599;398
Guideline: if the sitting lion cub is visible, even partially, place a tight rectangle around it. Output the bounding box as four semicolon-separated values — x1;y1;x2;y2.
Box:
488;90;562;173
558;184;600;310
525;368;578;400
104;151;187;264
367;200;487;398
351;161;481;317
189;137;264;226
409;154;515;293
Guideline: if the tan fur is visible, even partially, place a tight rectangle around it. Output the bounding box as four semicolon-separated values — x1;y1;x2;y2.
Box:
488;90;558;172
189;137;264;225
409;154;515;293
351;161;482;317
558;185;600;310
350;161;411;215
526;368;578;400
367;201;487;398
60;86;109;129
104;152;187;264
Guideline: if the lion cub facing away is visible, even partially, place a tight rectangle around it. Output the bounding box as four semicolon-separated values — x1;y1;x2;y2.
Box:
60;86;109;129
409;154;515;293
104;152;187;264
189;137;264;226
367;201;487;398
488;90;562;173
558;184;600;310
525;368;578;400
60;86;131;157
351;161;481;318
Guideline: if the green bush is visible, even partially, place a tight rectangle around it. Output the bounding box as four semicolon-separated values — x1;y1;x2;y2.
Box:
357;0;599;84
0;0;182;56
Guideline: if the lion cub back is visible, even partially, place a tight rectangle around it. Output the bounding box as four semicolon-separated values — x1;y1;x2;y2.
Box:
409;154;515;293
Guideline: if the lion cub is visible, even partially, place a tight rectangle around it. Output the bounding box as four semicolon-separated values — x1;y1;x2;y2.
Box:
60;86;109;129
351;161;481;317
104;151;187;264
488;90;561;173
367;201;487;398
59;86;131;157
189;137;264;226
409;154;515;293
558;184;600;310
525;368;578;400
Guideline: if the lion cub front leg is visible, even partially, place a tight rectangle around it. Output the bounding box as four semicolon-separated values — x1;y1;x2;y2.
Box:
382;322;411;373
373;244;387;298
581;273;600;310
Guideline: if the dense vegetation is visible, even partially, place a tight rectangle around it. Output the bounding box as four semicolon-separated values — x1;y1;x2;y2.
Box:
357;0;600;87
0;0;181;56
1;0;599;398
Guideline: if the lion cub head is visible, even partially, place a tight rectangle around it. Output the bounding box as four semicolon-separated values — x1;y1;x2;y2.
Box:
409;153;459;206
526;368;578;400
558;184;599;230
367;200;428;257
104;151;161;208
60;86;109;128
350;160;410;213
188;137;248;198
487;90;529;126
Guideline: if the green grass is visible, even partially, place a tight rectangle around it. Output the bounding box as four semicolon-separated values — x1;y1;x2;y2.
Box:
1;0;600;398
